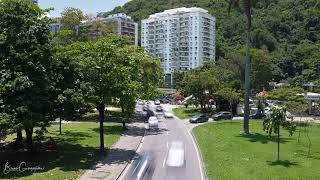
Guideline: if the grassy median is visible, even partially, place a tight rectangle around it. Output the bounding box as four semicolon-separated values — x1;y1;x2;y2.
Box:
1;122;123;180
193;120;320;180
172;107;201;119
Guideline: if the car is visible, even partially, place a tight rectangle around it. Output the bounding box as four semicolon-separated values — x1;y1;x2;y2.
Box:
124;154;154;180
265;108;272;115
148;116;158;129
155;105;163;112
166;141;185;168
212;111;233;120
154;100;161;105
137;100;144;105
249;113;266;119
164;112;174;118
143;104;149;111
189;114;209;123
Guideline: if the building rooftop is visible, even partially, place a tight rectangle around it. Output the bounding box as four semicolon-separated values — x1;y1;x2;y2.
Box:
107;13;132;20
148;7;208;19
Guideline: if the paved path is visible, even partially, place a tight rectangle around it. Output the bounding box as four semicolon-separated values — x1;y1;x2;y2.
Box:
78;110;145;180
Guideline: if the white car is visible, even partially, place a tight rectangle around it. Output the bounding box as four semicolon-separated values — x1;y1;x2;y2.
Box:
148;116;158;129
154;100;161;105
164;112;174;118
166;141;185;168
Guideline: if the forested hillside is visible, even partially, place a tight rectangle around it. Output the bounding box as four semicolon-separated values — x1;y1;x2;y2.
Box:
99;0;320;86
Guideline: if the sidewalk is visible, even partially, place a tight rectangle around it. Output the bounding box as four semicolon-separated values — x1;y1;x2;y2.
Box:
78;112;145;180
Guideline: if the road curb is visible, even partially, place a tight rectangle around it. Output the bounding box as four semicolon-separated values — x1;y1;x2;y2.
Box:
191;128;208;180
116;118;146;180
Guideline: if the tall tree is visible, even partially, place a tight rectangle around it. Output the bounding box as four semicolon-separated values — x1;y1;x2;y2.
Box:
60;7;85;30
228;0;253;134
0;0;57;152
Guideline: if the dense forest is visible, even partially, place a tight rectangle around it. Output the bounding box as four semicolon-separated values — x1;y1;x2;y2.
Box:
99;0;320;88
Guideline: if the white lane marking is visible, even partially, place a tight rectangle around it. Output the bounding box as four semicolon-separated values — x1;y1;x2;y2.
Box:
162;151;168;168
182;123;205;180
166;131;169;135
166;142;169;148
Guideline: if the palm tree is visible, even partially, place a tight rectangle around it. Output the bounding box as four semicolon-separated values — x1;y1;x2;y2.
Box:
228;0;253;134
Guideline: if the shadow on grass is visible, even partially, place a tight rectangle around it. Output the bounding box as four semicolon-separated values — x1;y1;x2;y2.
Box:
267;160;298;167
0;141;100;179
236;133;291;144
0;124;125;179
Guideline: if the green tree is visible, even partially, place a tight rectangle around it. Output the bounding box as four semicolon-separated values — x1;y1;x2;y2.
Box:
214;87;241;113
60;7;85;30
54;46;94;134
263;107;296;161
0;0;58;152
181;69;220;112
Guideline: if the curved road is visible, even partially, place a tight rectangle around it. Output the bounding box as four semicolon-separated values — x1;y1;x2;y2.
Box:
120;103;205;180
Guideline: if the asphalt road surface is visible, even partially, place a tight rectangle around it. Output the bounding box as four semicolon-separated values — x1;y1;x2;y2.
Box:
120;103;204;180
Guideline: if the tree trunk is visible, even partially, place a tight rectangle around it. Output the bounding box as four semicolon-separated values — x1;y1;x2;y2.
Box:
59;117;62;135
15;128;23;148
97;103;105;153
121;105;127;130
25;128;33;153
277;125;280;161
243;19;251;135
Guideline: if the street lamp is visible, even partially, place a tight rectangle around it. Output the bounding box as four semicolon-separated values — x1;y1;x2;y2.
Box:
95;66;105;154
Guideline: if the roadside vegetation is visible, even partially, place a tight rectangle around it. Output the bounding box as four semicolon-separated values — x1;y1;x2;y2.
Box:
0;121;123;179
193;120;320;180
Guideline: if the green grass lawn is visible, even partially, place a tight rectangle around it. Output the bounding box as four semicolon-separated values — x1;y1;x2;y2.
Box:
172;107;201;119
0;122;123;180
193;120;320;180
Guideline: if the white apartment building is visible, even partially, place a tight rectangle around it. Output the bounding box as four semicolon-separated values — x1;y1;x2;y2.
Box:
141;7;216;77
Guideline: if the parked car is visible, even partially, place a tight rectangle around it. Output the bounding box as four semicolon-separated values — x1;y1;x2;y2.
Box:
189;114;209;123
164;112;174;118
148;116;158;129
143;104;149;111
265;107;272;115
249;113;266;119
212;111;233;120
155;105;163;112
154;100;161;105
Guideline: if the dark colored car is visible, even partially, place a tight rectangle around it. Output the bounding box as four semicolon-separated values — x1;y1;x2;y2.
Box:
155;105;163;112
249;113;266;119
212;111;233;120
189;114;209;123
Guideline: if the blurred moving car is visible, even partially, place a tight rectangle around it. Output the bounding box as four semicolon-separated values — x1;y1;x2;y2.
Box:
164;112;174;118
124;154;154;180
154;100;161;105
212;111;233;120
189;114;209;123
166;141;186;168
148;116;158;129
155;105;163;112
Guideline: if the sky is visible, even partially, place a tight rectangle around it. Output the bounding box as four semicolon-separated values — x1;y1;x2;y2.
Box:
39;0;131;18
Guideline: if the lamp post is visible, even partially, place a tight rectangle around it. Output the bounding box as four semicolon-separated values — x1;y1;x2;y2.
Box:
96;66;105;154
